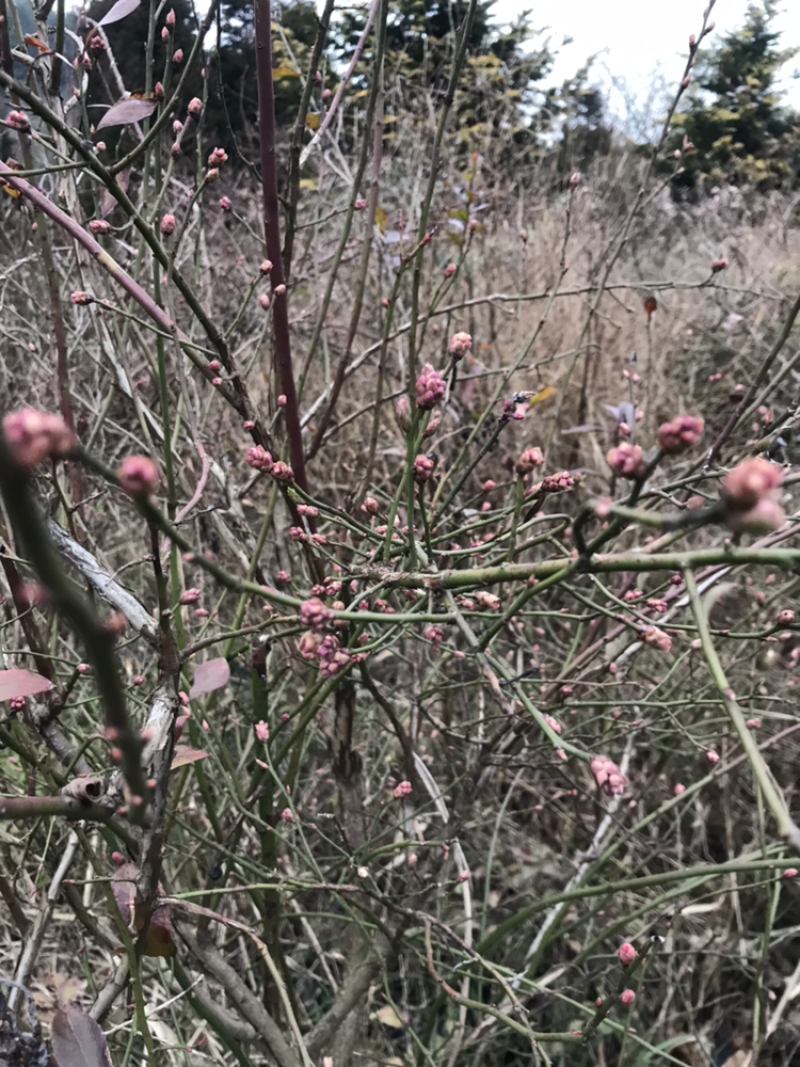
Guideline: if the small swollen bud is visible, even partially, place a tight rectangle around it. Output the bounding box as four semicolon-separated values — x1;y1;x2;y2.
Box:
208;146;228;168
618;943;637;967
166;8;175;27
569;171;581;190
3;409;75;468
70;291;94;305
89;219;110;235
516;447;544;476
187;97;203;118
443;263;457;278
657;415;704;455
161;26;169;42
414;454;434;483
153;82;164;101
711;257;727;273
415;363;446;410
7;109;30;132
449;331;472;360
118;455;159;497
160;213;176;235
173;48;183;64
590;753;627;797
619;989;636;1006
643;626;671;653
606;443;647;480
219;196;232;212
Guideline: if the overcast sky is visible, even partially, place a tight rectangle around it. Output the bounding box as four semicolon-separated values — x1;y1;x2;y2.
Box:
489;0;800;120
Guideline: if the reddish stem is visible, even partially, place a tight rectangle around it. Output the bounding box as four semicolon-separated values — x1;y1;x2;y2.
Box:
253;0;309;496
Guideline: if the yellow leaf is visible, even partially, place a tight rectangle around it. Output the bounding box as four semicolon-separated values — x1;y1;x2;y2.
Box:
527;386;556;406
272;64;300;79
374;204;387;232
2;183;21;199
305;112;321;130
374;1004;404;1030
353;88;369;99
299;178;317;191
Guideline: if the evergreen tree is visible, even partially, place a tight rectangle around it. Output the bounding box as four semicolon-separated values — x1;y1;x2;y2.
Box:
669;0;800;195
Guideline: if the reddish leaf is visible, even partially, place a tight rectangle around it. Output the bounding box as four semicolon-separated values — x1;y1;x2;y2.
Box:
99;166;130;218
144;906;177;957
189;657;230;699
96;97;157;132
171;743;209;769
110;863;176;956
51;1004;111;1067
97;0;141;27
0;668;52;702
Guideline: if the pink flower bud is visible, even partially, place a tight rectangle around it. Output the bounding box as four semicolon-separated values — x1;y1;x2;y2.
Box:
746;717;761;730
618;943;637;966
70;291;93;305
274;283;286;296
300;597;333;631
219;195;232;212
179;588;201;604
516;447;544;476
172;119;183;134
778;609;795;625
706;749;719;764
415;363;446;410
783;868;798;878
187;97;203;117
619;989;636;1005
118;455;159;497
170;141;181;157
3;409;75;468
270;461;294;483
448;331;472;360
643;626;671;653
443;263;457;278
277;394;287;406
673;783;685;795
711;257;727;273
7;109;30;131
161;26;169;42
260;259;273;274
153;82;164;101
393;780;412;798
281;807;293;821
721;457;785;533
354;198;366;210
606;443;647;480
361;496;379;515
160;214;176;235
89;219;110;235
657;415;704;455
259;294;270;309
166;7;175;27
208;147;228;168
413;454;434;483
590;754;626;797
569;171;581;189
246;446;273;472
255;720;269;742
173;48;183;64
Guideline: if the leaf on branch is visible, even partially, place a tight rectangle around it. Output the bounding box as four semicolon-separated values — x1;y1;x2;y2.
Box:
374;205;387;232
305;113;321;131
272;64;300;79
51;1004;111;1067
111;862;176;956
170;744;209;769
0;668;52;702
527;386;556;406
97;0;141;27
24;34;50;52
96;97;157;132
188;657;230;699
100;167;129;217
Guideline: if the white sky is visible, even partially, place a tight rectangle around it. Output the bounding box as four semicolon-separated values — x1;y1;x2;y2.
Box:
489;0;800;121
